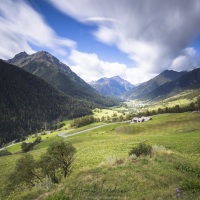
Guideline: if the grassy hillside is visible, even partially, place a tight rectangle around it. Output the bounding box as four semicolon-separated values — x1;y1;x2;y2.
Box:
146;68;200;101
146;89;200;111
1;112;200;199
124;70;186;100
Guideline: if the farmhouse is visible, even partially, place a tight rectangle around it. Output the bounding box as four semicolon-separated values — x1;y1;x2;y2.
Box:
131;116;152;123
45;131;51;134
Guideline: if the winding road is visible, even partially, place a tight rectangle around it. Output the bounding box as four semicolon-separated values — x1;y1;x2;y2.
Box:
58;121;130;138
0;121;130;151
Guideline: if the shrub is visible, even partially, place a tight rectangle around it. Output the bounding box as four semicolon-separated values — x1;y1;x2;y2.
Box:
129;142;152;157
21;136;42;152
100;156;127;166
46;190;70;200
181;180;200;191
0;149;12;157
129;154;138;161
151;145;168;156
21;142;34;152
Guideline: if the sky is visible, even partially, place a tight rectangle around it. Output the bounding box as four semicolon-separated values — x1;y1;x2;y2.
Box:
1;0;200;84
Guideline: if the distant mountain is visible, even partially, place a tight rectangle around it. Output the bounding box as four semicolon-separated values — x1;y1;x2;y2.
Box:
146;68;200;101
0;60;92;147
124;70;187;100
89;76;134;98
7;51;117;107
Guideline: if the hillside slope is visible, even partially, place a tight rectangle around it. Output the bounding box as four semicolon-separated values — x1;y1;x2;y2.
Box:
7;51;117;107
90;76;134;98
146;67;200;100
124;70;186;100
0;60;92;147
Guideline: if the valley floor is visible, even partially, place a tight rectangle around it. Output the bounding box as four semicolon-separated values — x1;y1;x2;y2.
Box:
1;112;200;199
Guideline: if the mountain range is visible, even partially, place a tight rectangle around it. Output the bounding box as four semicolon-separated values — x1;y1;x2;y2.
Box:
124;69;200;101
1;50;200;146
124;70;187;100
89;76;134;98
145;68;200;101
7;51;117;107
89;69;199;101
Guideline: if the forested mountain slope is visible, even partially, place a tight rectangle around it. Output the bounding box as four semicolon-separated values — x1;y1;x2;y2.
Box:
0;60;92;147
7;51;117;107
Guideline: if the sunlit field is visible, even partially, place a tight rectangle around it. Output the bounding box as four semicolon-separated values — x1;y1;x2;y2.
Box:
1;112;200;199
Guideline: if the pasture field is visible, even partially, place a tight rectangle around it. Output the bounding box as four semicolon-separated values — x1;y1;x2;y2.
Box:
0;112;200;199
125;89;200;114
93;108;121;118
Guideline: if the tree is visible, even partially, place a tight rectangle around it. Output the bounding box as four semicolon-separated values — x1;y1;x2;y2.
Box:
196;97;200;110
174;105;181;113
119;115;123;122
189;102;196;111
157;108;164;114
101;116;105;122
40;141;76;181
21;136;42;152
8;154;41;189
34;136;42;144
39;153;59;183
21;142;33;152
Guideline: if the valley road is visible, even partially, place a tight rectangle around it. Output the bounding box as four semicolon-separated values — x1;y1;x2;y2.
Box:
58;121;130;138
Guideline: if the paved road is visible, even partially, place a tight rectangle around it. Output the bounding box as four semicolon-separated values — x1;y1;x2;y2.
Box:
58;121;130;138
0;121;130;151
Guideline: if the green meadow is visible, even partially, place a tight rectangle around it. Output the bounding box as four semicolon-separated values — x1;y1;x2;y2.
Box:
0;112;200;199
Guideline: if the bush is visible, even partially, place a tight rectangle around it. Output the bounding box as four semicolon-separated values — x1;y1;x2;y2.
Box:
21;142;34;152
129;154;138;161
181;180;200;191
21;136;42;152
0;149;12;157
46;190;70;200
151;145;168;156
70;115;95;128
129;142;152;157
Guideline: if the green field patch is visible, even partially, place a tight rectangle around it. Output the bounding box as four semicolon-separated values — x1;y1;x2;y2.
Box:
1;112;200;199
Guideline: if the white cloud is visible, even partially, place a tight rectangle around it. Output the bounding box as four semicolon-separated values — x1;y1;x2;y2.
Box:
0;0;76;59
1;0;200;85
171;47;200;71
68;50;154;84
50;0;200;81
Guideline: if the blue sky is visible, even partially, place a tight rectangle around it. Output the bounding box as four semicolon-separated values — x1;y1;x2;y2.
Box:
29;0;133;65
0;0;200;84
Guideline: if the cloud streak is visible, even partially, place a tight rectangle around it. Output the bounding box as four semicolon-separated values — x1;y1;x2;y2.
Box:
50;0;200;82
68;50;154;84
0;0;75;59
1;0;200;84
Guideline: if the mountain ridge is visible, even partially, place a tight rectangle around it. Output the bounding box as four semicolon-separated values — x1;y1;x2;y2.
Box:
7;51;117;107
89;76;134;98
124;69;187;100
146;67;200;101
0;59;92;147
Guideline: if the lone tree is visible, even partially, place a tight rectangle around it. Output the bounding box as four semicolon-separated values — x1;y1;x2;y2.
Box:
7;154;41;190
40;141;76;182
